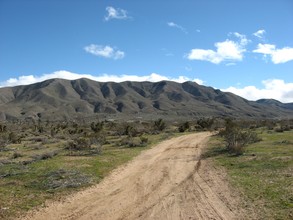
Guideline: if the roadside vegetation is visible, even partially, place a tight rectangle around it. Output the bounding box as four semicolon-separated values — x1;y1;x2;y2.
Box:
205;119;293;219
0;117;208;219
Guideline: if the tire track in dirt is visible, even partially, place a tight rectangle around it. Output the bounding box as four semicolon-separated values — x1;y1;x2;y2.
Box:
22;132;244;220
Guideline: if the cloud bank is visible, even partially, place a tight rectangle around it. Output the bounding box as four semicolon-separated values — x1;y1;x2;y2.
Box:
224;79;293;103
84;44;125;60
0;71;204;88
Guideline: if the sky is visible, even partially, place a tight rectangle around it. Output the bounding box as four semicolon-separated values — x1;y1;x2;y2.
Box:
0;0;293;103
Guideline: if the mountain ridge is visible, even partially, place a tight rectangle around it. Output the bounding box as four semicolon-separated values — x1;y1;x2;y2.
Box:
0;78;292;121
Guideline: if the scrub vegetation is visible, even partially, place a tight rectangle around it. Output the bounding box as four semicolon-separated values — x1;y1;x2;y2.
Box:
205;119;293;219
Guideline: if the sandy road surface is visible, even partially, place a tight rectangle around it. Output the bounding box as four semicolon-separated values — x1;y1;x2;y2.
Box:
23;132;243;220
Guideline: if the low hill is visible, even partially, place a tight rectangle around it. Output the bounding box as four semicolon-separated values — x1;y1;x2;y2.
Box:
0;78;292;120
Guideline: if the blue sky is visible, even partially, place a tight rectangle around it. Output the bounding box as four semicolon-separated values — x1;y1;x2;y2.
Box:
0;0;293;102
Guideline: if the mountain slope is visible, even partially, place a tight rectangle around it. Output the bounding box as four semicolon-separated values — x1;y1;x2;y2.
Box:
0;78;292;120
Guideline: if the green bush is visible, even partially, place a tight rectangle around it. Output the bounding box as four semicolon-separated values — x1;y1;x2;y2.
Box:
197;118;214;130
178;121;190;132
11;151;23;159
8;132;21;144
153;119;166;132
124;124;137;137
32;151;58;161
140;136;149;144
66;137;91;151
220;119;261;155
0;124;7;132
90;121;104;133
65;137;102;155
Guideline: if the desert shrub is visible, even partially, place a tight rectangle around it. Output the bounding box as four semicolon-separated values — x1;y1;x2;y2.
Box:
58;122;68;130
0;134;8;150
68;122;84;134
29;169;92;191
274;127;284;133
91;144;103;154
140;136;149;145
90;121;104;133
8;132;21;144
33;119;44;133
28;136;48;143
196;118;214;130
11;151;23;159
0;124;7;132
121;137;144;148
26;142;43;150
178;121;190;132
65;137;102;155
88;134;106;145
220;119;261;155
32;151;58;161
153;119;166;132
50;127;57;137
123;124;138;137
66;137;91;151
281;125;291;131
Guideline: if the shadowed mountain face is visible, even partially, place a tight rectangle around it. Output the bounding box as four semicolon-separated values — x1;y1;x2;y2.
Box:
0;78;292;120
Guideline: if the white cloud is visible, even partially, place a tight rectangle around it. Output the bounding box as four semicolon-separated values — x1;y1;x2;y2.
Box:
167;22;187;34
187;32;249;64
253;43;275;54
253;29;266;39
187;40;246;64
233;32;250;46
223;79;293;103
253;43;293;64
0;71;204;88
84;44;125;60
104;6;129;21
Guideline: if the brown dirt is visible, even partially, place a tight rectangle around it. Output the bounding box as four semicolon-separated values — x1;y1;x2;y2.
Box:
21;132;247;220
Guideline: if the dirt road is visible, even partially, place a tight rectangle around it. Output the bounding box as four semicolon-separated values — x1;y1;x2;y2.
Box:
23;132;244;220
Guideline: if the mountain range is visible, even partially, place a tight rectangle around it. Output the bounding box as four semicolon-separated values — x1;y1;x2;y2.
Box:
0;78;292;121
